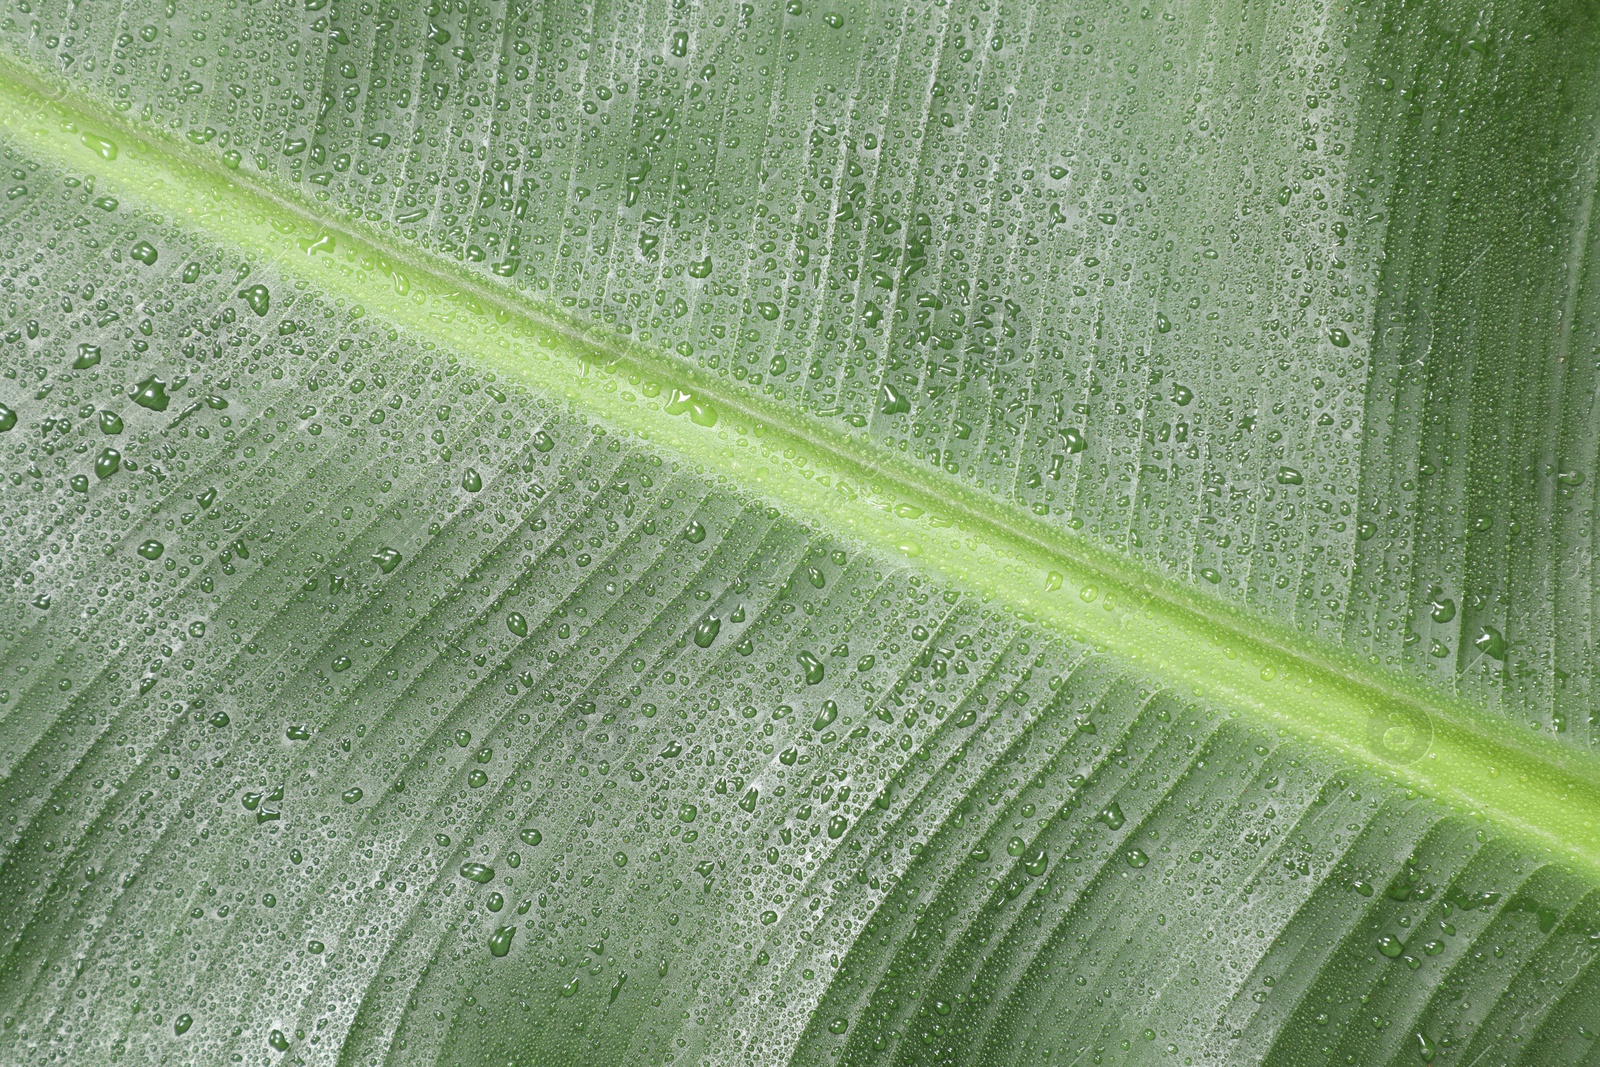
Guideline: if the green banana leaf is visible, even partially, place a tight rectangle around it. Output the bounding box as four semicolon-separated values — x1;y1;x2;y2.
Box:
2;0;1599;1063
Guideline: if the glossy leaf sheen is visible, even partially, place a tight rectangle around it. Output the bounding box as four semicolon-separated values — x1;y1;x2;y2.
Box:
1;2;1598;1066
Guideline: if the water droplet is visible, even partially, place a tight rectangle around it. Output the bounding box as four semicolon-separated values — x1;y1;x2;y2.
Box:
1430;597;1456;623
678;803;698;823
81;133;118;159
131;375;170;411
1474;625;1506;661
739;789;758;813
1172;384;1193;406
1024;848;1049;877
489;926;516;957
1329;327;1351;347
609;972;628;1003
1061;427;1087;453
684;520;707;543
136;539;164;560
0;402;14;432
95;448;121;480
693;615;721;648
238;284;271;316
507;612;528;637
1155;311;1171;333
688;256;713;278
461;467;483;492
268;1029;290;1052
1376;934;1404;958
460;862;495;883
1276;466;1303;485
879;382;910;414
173;1014;193;1036
99;410;123;435
1125;848;1149;868
797;651;825;684
72;343;101;369
70;474;88;493
1079;586;1098;603
827;814;849;839
1557;469;1585;487
828;1017;849;1035
519;828;542;847
812;700;838;730
130;240;158;266
341;787;362;804
372;547;403;573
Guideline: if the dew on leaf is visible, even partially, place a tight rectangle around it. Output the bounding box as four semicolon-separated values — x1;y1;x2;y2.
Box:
131;376;170;411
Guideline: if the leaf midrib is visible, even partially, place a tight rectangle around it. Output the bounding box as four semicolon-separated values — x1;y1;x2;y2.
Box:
2;55;1597;878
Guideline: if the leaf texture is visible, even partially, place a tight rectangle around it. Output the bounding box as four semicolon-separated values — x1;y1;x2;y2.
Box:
0;1;1597;1065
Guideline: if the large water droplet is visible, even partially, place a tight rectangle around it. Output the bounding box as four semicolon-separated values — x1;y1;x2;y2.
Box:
693;615;721;648
238;284;271;316
131;376;170;411
460;862;495;883
797;651;825;684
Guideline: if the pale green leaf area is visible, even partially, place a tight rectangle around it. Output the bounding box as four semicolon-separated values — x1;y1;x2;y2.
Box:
0;0;1598;1065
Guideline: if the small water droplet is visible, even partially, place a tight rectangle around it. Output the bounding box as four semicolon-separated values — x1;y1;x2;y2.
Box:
130;240;158;266
461;467;483;492
878;382;910;415
488;926;516;957
95;448;121;480
1125;848;1149;868
372;546;403;573
1329;327;1351;347
507;612;528;637
173;1014;193;1036
136;539;164;560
